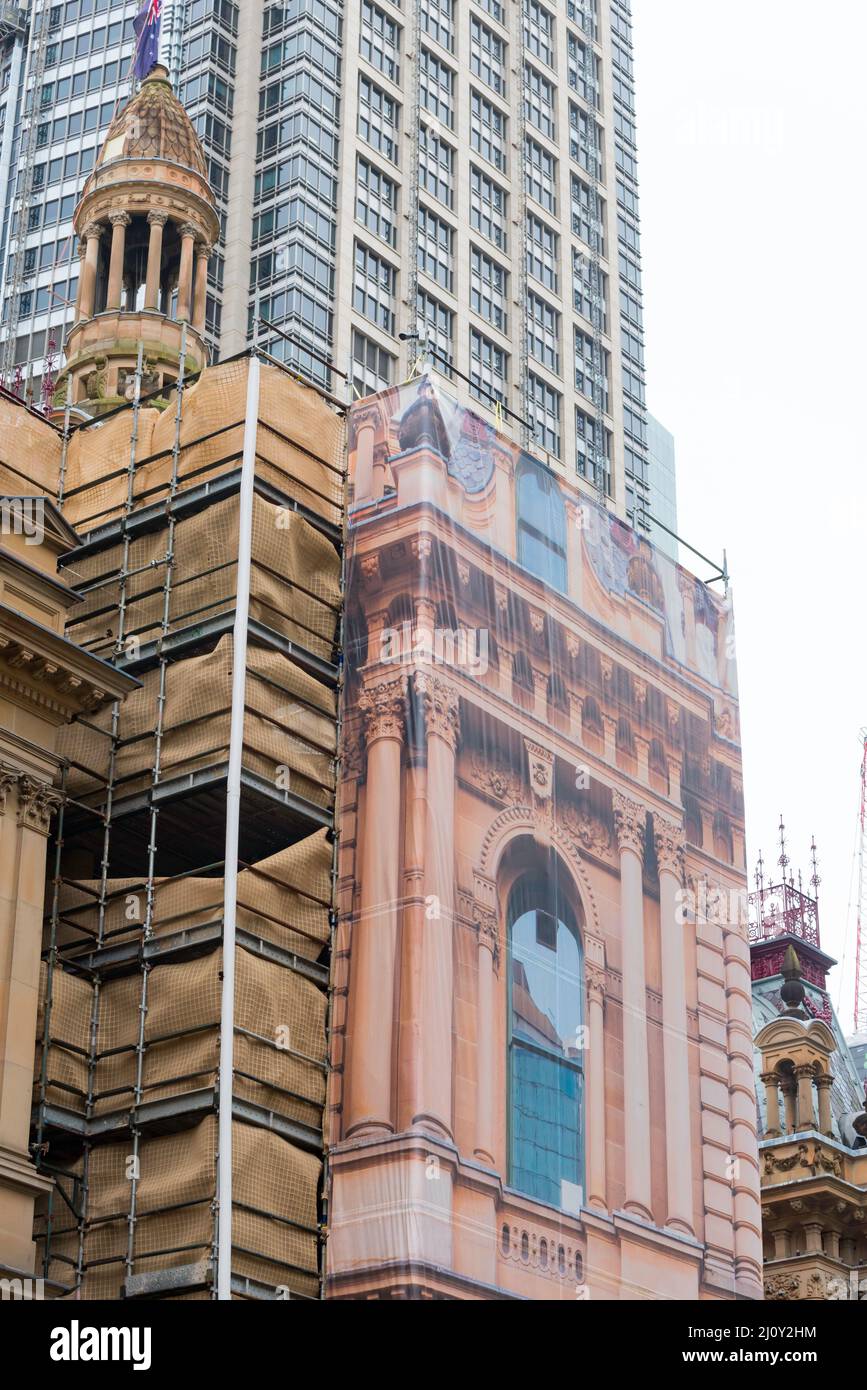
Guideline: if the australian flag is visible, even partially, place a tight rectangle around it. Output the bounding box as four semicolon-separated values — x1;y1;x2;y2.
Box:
133;0;161;82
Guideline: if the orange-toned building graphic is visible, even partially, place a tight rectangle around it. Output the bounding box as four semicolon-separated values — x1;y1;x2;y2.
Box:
328;376;762;1301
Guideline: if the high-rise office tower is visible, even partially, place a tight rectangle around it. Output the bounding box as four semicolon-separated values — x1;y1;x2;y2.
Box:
0;0;652;531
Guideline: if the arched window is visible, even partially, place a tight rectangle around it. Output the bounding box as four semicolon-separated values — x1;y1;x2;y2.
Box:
508;859;584;1209
516;456;567;593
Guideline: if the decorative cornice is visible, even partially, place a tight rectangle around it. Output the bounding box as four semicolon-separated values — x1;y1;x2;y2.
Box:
613;790;645;860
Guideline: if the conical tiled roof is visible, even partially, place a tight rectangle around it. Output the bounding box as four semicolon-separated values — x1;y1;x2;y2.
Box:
95;64;208;178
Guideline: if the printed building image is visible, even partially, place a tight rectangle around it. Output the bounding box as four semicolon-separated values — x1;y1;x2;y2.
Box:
328;374;762;1300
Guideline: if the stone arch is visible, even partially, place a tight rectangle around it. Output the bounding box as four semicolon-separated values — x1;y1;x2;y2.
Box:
478;802;601;940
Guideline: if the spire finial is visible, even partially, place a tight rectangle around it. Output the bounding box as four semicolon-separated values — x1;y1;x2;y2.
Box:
780;944;807;1017
778;813;790;884
809;835;821;901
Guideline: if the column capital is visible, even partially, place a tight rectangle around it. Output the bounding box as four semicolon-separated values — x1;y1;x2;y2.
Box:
0;763;21;813
180;222;198;239
613;789;646;860
814;1073;834;1090
359;675;408;746
83;221;104;240
17;775;62;835
587;962;606;1003
413;670;459;750
147;209;169;227
195;240;212;258
473;903;500;967
793;1063;816;1080
108;210;131;227
652;812;685;880
77;239;88;259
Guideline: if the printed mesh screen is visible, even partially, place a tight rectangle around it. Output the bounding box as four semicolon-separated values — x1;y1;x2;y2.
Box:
328;375;753;1301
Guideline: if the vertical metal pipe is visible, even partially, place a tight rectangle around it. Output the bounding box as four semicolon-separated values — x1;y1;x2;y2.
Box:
216;350;260;1299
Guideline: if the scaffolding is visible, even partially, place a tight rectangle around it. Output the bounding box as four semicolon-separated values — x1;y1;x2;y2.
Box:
31;343;347;1300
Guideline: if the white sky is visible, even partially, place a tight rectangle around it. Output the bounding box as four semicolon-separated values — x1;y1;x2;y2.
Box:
632;0;867;1026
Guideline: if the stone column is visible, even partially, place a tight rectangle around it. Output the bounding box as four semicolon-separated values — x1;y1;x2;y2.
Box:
192;242;211;332
473;903;498;1166
176;223;197;322
106;211;130;310
816;1074;833;1136
343;676;407;1137
0;770;58;1271
352;405;380;504
414;671;459;1138
144;210;167;311
781;1077;797;1133
654;813;695;1235
761;1071;782;1137
78;222;103;318
74;238;87;315
795;1064;815;1131
586;962;607;1210
397;752;426;1132
613;791;653;1221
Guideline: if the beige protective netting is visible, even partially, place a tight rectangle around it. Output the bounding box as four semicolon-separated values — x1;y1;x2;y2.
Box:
0;398;63;497
52;828;332;959
58;634;337;801
36;946;325;1127
62;359;345;534
62;492;340;662
34;1118;320;1299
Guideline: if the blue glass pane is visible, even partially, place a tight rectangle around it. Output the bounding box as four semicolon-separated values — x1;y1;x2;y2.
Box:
511;1047;582;1207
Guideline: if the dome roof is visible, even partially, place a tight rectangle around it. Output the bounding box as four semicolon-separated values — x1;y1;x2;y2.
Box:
95;65;208;179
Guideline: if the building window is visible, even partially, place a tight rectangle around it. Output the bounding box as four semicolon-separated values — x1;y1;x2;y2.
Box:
419;47;455;128
526;213;558;292
523;0;555;69
527;291;560;374
422;0;455;52
508;859;584;1208
572;249;606;330
516;454;566;585
470;246;508;332
469;327;508;407
571;174;603;252
418;205;454;291
569;103;602;179
353;241;397;334
470;15;506;95
525;136;556;213
360;1;401;83
524;64;555;140
419;124;455;208
527;374;562;458
417;288;454;375
356;157;398;246
575;406;611;493
358;76;400;163
470;166;507;250
574;328;608;410
470;88;507;171
567;31;599;106
352;328;394;398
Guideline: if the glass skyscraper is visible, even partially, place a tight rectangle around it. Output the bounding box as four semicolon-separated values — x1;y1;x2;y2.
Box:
0;0;655;533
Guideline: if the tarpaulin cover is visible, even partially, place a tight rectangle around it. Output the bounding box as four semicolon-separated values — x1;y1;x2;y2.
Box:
328;374;747;1300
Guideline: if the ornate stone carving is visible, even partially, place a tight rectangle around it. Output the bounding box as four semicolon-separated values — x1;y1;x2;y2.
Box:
764;1273;801;1300
414;671;459;750
468;753;522;805
83;221;104;241
17;776;62;835
358;676;407;745
528;607;545;636
612;790;645;860
560;801;613;861
109;210;131;227
0;763;20;814
600;656;613;683
359;553;381;587
653;813;685;881
456;558;471;587
410;534;433;564
586;962;606;1003
180;222;198;239
147;209;169;227
633;678;647;706
565;633;581;661
524;739;554;803
473;903;500;967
